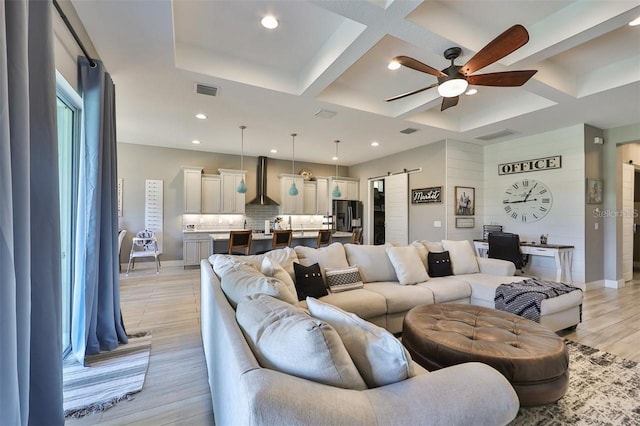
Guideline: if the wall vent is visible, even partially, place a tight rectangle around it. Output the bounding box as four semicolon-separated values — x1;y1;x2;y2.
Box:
195;84;219;97
475;129;517;141
314;109;337;119
400;127;419;134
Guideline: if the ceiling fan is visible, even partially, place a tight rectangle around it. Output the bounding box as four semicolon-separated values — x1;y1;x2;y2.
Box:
385;24;538;111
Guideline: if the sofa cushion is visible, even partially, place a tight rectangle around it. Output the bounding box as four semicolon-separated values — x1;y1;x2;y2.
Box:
410;241;430;273
416;276;472;303
344;243;397;283
261;257;296;298
307;297;415;388
211;247;299;280
220;263;297;308
236;294;367;390
427;251;453;277
325;266;364;293
300;288;387;320
385;246;429;285
461;273;529;304
421;240;444;253
293;262;328;301
294;243;349;280
364;282;434;314
442;240;480;275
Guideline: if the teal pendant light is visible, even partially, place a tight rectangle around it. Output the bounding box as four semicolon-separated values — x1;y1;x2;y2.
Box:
288;133;299;196
236;125;247;194
332;140;342;198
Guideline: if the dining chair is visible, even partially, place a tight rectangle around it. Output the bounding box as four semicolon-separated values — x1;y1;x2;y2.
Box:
126;229;160;275
272;230;292;249
351;226;363;245
316;229;332;248
229;230;253;255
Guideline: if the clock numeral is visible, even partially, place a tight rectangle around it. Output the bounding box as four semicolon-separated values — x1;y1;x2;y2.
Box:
512;183;519;189
521;215;527;222
539;189;547;194
503;199;509;204
505;206;512;213
542;198;550;203
539;207;547;212
533;213;539;219
511;212;518;219
506;191;512;195
522;180;529;187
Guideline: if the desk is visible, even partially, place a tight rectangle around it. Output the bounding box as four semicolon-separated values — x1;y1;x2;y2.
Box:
473;240;574;284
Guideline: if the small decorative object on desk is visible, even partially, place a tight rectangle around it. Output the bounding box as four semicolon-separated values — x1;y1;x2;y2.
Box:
540;234;548;244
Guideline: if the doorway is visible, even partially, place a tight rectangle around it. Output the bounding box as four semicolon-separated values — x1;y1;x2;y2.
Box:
372;179;385;245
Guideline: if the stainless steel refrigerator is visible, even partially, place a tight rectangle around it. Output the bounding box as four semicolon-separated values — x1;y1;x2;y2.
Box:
332;200;363;232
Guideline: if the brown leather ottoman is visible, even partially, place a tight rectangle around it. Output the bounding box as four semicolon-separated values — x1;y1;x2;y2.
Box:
402;304;568;407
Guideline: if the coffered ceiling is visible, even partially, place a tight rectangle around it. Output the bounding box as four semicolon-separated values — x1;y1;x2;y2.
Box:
72;0;640;166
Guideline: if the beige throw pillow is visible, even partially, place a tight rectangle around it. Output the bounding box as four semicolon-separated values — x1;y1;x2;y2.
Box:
442;240;480;274
294;243;349;280
385;246;429;285
236;295;367;390
306;297;415;388
220;263;297;308
343;243;397;283
260;257;297;299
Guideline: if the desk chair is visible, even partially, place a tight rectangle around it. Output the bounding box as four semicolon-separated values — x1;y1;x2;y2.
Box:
126;229;160;275
229;230;253;255
317;229;332;248
488;232;528;273
351;226;364;245
272;230;292;249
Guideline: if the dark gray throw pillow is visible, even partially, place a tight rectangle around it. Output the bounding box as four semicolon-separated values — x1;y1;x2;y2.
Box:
293;262;328;301
428;251;453;277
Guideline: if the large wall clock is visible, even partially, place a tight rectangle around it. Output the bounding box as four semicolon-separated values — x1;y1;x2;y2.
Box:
503;178;552;222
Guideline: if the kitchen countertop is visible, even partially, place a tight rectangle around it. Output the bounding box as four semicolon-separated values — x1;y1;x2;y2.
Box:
209;231;352;241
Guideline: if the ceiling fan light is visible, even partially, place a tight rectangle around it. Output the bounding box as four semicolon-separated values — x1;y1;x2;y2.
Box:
261;15;278;29
465;88;478;96
387;60;401;70
629;17;640;26
438;78;468;98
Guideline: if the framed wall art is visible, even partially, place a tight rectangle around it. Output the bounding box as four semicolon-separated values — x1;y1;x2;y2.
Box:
411;186;442;204
586;178;603;204
456;217;475;228
455;186;475;215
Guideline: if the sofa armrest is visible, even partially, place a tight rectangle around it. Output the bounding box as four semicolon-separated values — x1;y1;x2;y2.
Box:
477;257;516;276
241;362;519;426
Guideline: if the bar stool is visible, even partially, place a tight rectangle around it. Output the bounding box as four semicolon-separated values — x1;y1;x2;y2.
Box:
316;229;332;248
272;230;292;249
351;226;363;245
229;230;253;255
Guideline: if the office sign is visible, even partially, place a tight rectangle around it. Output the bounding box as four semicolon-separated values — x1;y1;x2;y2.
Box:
411;186;442;204
498;155;562;175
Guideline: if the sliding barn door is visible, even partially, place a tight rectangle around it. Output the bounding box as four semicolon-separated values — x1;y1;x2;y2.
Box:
384;173;409;245
622;163;634;282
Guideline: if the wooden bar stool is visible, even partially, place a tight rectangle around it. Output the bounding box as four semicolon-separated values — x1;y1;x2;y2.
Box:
316;229;332;248
229;230;253;255
272;230;292;249
351;226;363;245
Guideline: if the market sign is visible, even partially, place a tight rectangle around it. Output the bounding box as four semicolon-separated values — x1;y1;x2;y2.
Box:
411;186;442;204
498;155;561;175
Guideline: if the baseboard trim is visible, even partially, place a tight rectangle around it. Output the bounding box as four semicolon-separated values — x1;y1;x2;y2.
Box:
583;280;604;291
604;279;626;289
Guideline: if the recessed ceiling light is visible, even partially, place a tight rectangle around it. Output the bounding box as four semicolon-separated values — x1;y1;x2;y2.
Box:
465;88;478;96
195;113;207;120
371;141;379;147
270;149;278;153
192;140;201;145
261;15;278;29
387;60;401;70
630;17;640;26
332;156;338;161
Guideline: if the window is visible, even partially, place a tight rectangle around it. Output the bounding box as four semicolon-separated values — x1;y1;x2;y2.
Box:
56;71;81;355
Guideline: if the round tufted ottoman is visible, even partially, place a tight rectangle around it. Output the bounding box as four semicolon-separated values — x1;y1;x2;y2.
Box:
402;304;568;407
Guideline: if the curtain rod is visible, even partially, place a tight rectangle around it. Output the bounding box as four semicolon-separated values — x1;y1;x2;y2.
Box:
52;0;97;68
367;167;422;181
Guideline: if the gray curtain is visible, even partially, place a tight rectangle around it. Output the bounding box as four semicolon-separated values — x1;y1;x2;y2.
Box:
0;0;64;425
71;57;127;363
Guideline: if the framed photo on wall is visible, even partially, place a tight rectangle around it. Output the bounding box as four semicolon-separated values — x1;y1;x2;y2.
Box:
456;217;475;228
455;186;475;215
586;179;603;204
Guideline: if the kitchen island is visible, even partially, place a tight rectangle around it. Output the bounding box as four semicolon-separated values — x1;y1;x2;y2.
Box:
209;230;353;254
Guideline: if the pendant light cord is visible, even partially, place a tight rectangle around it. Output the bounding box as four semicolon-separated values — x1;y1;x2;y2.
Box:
239;125;246;170
291;133;297;174
334;140;340;177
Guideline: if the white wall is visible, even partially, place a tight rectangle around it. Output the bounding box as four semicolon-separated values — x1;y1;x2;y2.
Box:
446;140;483;241
484;125;586;283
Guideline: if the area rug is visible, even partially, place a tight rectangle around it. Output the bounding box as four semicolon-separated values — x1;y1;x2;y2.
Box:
63;332;152;418
511;340;640;425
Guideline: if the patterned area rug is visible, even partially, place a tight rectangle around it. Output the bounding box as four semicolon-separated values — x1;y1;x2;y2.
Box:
63;332;152;418
511;340;640;425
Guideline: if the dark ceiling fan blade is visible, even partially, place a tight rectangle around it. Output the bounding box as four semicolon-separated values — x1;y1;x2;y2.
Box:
394;56;447;78
460;25;529;76
385;83;439;102
467;70;537;87
441;96;459;111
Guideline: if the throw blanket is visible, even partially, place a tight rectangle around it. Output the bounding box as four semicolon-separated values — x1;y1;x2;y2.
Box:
495;278;581;322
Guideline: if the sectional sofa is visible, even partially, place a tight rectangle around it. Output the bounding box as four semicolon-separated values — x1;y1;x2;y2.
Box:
200;241;582;425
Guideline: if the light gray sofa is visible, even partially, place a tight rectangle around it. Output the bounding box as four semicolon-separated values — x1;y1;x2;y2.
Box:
201;255;520;426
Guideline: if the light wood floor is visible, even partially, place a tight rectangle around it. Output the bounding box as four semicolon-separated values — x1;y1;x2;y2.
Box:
67;266;640;425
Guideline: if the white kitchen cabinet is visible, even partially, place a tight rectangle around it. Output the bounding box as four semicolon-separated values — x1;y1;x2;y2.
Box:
279;174;304;214
219;169;246;214
201;174;221;213
183;166;203;213
329;177;359;201
183;232;211;267
303;181;316;214
316;177;329;215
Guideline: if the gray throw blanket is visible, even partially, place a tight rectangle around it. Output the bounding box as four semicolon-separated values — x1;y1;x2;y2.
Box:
494;278;581;322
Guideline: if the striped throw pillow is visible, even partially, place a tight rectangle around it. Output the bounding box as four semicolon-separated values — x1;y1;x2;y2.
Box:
325;266;364;293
